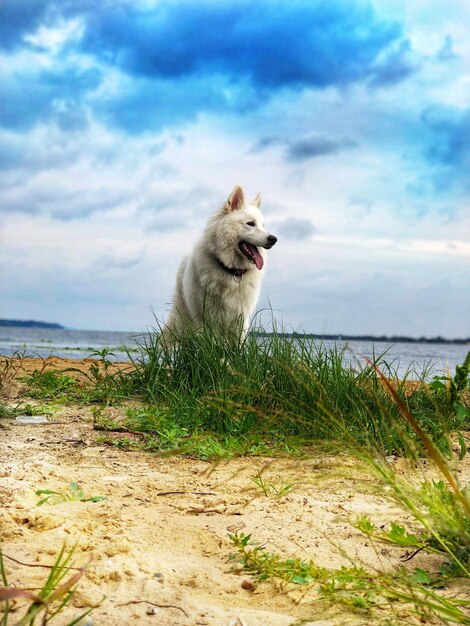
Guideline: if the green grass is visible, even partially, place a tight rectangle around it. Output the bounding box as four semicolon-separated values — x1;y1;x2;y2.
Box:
353;456;470;580
7;322;470;623
0;543;93;625
224;398;470;624
123;323;469;456
19;350;134;405
18;323;467;457
0;405;18;420
0;402;59;421
35;482;107;506
122;326;469;623
0;352;30;393
228;532;470;624
249;471;296;499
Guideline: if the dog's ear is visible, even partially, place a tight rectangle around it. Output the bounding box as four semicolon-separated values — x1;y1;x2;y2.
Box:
225;185;245;212
252;192;262;208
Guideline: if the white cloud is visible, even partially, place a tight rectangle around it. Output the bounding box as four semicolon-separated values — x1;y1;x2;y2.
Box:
0;2;469;336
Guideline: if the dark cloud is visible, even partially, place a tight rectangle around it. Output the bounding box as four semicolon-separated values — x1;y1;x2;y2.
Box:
95;75;256;133
0;176;134;220
78;1;410;91
0;66;100;131
251;134;357;162
275;218;315;241
286;136;357;162
0;0;50;51
249;137;286;153
368;39;416;87
0;0;98;50
0;1;415;135
2;0;411;92
421;106;470;188
436;35;459;62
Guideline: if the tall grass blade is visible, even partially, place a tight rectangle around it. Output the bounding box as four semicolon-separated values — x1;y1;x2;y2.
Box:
368;358;470;518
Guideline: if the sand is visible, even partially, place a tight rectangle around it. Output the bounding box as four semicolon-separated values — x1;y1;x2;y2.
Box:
0;358;466;625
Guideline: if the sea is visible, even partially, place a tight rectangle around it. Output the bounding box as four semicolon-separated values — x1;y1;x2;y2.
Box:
0;326;468;380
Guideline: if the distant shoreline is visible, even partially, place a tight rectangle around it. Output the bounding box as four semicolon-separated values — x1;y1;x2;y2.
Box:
256;332;469;346
0;319;65;330
1;319;468;345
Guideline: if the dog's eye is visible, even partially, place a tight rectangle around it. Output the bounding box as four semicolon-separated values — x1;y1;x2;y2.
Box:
246;221;255;227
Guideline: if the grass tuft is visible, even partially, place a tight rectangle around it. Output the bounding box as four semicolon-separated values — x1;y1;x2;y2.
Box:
124;322;468;456
228;532;470;624
0;544;93;625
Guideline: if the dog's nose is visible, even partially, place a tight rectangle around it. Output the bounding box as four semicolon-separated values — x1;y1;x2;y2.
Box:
267;235;277;246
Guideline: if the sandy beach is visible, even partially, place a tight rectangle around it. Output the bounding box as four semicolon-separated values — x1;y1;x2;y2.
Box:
0;358;468;625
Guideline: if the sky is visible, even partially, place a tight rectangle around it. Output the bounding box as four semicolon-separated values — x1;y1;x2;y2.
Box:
0;0;469;337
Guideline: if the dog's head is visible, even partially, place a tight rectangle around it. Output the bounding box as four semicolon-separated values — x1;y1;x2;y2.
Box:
209;185;277;271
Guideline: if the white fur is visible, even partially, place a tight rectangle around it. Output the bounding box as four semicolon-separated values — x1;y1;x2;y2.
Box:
165;184;277;338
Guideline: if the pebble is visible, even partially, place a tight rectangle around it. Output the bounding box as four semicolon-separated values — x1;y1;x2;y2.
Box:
146;607;158;615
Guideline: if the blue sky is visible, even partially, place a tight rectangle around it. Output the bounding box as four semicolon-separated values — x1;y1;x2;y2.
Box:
0;0;469;336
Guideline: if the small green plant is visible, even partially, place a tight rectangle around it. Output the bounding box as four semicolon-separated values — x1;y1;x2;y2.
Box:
87;349;116;385
0;351;28;392
92;406;122;431
36;483;107;506
354;470;470;579
0;543;93;625
354;362;470;581
228;532;470;624
356;516;424;550
428;353;470;428
0;405;17;420
22;363;130;405
22;403;59;416
250;472;295;499
1;402;59;420
95;434;142;448
22;370;80;402
80;349;135;402
450;351;470;419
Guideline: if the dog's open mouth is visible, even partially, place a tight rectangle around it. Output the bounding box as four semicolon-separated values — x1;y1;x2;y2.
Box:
239;242;264;270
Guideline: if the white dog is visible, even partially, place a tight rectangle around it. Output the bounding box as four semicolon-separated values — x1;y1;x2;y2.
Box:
165;184;277;339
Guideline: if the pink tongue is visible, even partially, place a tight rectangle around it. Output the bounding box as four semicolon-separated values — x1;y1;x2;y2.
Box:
253;248;264;270
242;243;263;270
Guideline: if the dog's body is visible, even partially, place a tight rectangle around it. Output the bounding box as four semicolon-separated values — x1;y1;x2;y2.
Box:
165;185;277;338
